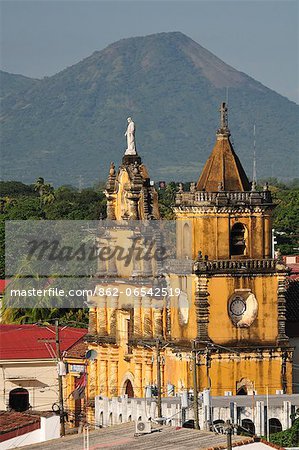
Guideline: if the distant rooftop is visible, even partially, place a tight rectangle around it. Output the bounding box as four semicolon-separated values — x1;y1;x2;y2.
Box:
25;421;255;450
0;324;87;360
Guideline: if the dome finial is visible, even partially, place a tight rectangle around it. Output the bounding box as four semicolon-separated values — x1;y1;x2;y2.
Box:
217;102;230;137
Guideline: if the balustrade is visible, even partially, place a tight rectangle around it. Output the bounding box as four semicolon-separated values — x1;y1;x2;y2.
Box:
176;190;272;206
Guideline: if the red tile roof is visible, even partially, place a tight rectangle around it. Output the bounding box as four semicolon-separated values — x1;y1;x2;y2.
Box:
0;324;87;360
64;337;88;359
0;279;10;294
0;411;40;442
287;263;299;279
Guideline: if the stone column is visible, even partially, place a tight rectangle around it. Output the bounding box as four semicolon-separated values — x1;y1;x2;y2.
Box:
97;296;107;336
88;359;97;400
135;362;143;397
108;295;119;337
106;195;116;220
109;361;118;397
142;296;153;338
282;401;292;430
133;296;142;337
130;232;142;277
256;401;265;437
88;307;97;335
264;216;271;258
141;230;153;277
97;239;107;277
277;274;289;344
98;359;108;397
153;304;163;339
195;275;211;341
106;236;118;277
145;361;153;386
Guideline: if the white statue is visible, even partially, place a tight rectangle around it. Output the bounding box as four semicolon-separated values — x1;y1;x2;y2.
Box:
124;117;137;155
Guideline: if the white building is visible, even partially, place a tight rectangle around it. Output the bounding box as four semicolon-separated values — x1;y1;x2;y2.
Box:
0;324;86;411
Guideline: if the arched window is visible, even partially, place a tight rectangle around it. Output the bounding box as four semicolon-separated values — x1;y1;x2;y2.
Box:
241;419;255;436
9;388;29;412
182;222;191;258
236;378;254;396
269;418;282;434
128;415;132;422
230;223;247;256
119;414;122;423
109;412;113;426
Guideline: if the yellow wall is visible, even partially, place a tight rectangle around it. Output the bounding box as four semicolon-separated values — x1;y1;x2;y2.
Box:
208;275;278;344
175;211;273;260
168;274;279;345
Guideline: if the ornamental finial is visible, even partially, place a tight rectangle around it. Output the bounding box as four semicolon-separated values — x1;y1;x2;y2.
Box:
220;102;228;129
217;102;230;137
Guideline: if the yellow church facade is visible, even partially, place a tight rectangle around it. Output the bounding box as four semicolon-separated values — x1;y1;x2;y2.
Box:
65;104;293;421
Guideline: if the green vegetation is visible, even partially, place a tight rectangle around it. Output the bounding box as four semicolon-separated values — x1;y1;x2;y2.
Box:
1;32;298;185
260;178;299;254
0;179;106;326
268;408;299;447
157;182;176;219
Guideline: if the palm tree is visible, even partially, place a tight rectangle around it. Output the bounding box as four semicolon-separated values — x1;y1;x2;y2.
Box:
0;196;16;214
34;177;55;207
42;184;55;205
34;177;45;199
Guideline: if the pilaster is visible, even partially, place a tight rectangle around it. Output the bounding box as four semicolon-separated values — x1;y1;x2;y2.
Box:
97;296;107;336
98;357;108;397
109;359;119;397
88;307;97;335
142;296;153;338
134;362;143;397
276;267;289;345
133;296;142;337
108;295;119;337
195;274;211;342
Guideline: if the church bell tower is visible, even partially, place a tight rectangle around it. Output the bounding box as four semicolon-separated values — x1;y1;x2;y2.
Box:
173;103;293;395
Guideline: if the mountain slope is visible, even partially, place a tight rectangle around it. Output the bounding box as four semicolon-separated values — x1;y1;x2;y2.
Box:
1;32;298;185
0;70;39;97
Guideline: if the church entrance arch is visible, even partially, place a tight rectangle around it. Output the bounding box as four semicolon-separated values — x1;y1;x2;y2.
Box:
124;379;134;398
121;372;135;397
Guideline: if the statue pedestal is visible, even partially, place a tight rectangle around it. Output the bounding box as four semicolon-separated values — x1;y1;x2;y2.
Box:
122;154;141;165
125;148;138;156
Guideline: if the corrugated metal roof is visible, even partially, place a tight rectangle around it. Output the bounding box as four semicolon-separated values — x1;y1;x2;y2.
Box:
0;324;87;360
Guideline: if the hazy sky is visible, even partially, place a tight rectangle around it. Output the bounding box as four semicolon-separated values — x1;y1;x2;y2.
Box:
1;0;298;103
